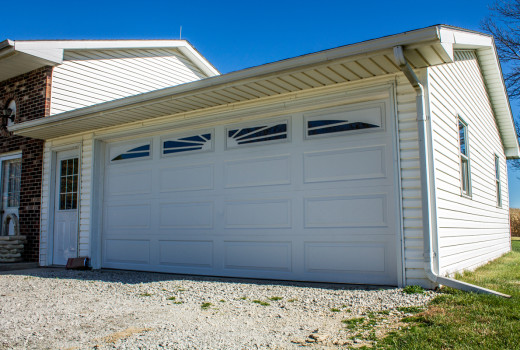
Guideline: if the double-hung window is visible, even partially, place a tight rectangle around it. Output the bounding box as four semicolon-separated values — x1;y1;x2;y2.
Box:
458;117;471;196
495;155;502;207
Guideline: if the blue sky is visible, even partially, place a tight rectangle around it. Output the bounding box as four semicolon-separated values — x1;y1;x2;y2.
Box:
2;0;520;206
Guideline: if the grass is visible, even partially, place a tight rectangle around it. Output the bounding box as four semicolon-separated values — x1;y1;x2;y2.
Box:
342;317;366;329
252;300;270;306
402;285;425;294
378;239;520;349
201;302;212;309
269;296;283;301
139;292;152;297
287;298;297;302
330;308;341;312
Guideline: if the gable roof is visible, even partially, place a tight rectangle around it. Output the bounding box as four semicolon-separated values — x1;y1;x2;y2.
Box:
0;39;219;80
9;25;519;158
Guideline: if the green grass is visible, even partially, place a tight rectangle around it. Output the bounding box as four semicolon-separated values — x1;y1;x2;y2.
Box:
166;296;176;301
252;300;270;306
330;308;341;312
342;317;366;329
201;302;212;309
139;292;152;297
402;285;425;294
269;296;283;301
396;306;424;314
287;298;297;302
378;240;520;349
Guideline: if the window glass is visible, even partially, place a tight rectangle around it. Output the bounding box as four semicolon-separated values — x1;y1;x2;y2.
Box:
307;120;379;136
112;144;150;161
163;133;212;155
459;121;467;156
458;118;471;196
227;121;288;148
59;158;79;210
495;155;501;207
7;159;21;208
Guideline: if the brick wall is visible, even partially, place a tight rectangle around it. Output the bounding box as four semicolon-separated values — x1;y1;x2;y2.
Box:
0;66;52;261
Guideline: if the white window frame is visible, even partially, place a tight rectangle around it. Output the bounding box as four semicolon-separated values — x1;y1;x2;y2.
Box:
458;117;471;197
160;129;214;158
495;154;502;207
225;118;290;150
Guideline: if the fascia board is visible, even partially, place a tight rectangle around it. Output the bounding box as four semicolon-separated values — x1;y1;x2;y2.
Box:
13;39;187;50
177;43;220;77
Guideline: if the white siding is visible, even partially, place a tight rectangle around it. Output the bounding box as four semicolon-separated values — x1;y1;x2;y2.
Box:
39;142;52;266
79;135;93;257
395;74;433;288
50;48;208;115
428;50;511;276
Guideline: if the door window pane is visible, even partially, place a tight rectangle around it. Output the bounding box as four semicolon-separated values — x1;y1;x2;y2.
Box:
7;159;21;208
59;158;79;210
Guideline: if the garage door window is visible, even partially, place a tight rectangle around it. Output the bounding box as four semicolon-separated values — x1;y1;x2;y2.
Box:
227;120;288;148
111;144;151;162
163;133;213;155
307;119;379;136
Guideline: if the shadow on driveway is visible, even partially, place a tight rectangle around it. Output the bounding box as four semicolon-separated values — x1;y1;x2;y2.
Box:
1;266;396;292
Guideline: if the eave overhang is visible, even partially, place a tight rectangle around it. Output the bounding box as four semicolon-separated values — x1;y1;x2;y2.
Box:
9;25;520;159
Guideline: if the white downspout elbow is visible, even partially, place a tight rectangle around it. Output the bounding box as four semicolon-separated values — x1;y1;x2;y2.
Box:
393;46;509;298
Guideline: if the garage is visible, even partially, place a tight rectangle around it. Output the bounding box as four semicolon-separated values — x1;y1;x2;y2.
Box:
101;97;399;285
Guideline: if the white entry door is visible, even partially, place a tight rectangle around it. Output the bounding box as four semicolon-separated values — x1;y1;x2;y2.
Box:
0;155;21;236
53;150;79;265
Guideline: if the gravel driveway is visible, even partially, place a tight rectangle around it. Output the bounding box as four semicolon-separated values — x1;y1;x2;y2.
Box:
0;268;436;349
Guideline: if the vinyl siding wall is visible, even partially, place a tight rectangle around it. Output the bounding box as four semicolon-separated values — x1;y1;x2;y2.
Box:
395;74;433;287
428;50;511;276
50;48;208;115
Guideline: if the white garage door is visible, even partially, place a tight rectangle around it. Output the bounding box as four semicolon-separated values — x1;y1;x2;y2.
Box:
101;98;399;285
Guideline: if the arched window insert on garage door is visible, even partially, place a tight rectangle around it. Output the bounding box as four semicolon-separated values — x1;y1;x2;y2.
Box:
307;120;379;136
227;120;288;148
162;133;213;155
111;144;151;161
304;104;383;138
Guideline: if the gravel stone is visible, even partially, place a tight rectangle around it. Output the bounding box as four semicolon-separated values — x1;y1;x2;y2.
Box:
0;268;437;349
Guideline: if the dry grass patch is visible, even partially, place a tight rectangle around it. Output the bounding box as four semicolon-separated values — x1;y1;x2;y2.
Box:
98;327;152;344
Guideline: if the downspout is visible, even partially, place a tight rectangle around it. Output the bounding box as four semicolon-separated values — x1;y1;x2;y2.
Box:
393;46;509;298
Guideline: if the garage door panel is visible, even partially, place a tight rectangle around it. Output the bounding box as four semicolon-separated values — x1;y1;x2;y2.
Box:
159;240;213;267
304;193;387;228
304;242;386;273
106;203;151;229
224;199;291;229
104;239;150;264
223;241;292;272
107;168;152;196
224;154;291;188
158;163;214;192
159;201;214;229
303;145;386;183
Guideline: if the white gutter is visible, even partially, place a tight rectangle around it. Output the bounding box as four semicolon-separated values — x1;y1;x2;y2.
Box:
393;45;510;298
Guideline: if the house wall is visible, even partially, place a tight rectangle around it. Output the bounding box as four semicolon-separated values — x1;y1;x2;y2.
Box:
395;73;434;288
0;66;51;261
428;50;511;275
50;48;209;115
